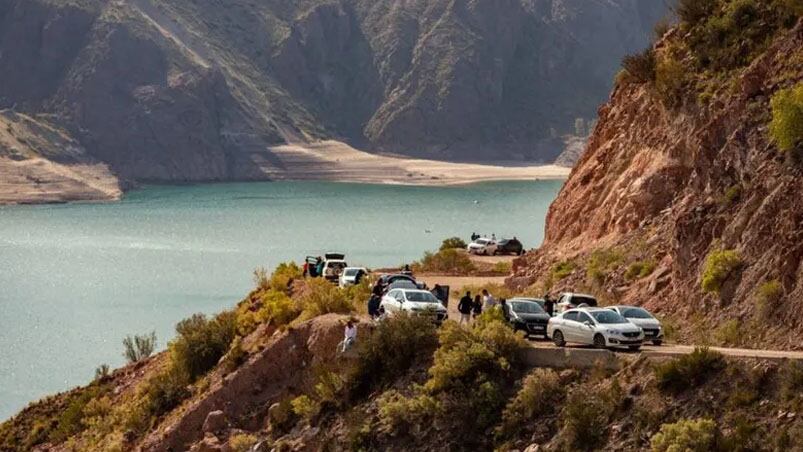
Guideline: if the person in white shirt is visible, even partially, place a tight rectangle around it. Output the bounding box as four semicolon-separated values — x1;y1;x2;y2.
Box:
342;320;357;352
482;289;497;310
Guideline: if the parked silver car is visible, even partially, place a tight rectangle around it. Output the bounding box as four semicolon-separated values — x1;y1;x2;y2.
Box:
607;305;664;345
547;307;644;350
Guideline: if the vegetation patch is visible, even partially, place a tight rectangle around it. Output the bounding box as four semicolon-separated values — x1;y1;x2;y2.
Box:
495;368;563;439
587;249;624;286
412;248;475;275
654;347;726;392
122;332;157;363
558;382;621;451
625;260;657;280
439;237;467;251
701;248;742;294
621;48;656;83
650;417;718;452
769;82;803;152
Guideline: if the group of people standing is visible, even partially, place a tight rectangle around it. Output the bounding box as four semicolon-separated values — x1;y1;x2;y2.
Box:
456;289;500;324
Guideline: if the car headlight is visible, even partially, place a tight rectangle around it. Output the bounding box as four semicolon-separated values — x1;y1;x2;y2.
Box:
607;329;621;335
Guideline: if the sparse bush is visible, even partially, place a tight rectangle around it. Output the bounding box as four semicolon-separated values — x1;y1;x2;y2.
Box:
551;260;576;281
291;395;319;421
587;249;624;286
295;277;354;321
676;0;718;26
122;332;157;363
269;262;302;294
701;249;742;294
228;433;258;452
625;260;656;280
134;364;191;427
714;319;742;346
622;48;657;83
756;279;783;319
171;311;237;380
376;391;440;434
94;364;111;381
349;313;437;397
655;347;726;392
769;83;803;152
221;336;247;373
253;267;270;290
496;368;563;438
413;248;475;275
780;360;803;400
492;261;512;275
650;418;718;452
722;184;743;205
49;384;108;443
560;385;615;451
655;55;687;107
440;237;467;251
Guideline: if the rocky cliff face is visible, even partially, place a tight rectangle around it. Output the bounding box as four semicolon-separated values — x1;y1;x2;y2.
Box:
511;4;803;349
0;0;667;201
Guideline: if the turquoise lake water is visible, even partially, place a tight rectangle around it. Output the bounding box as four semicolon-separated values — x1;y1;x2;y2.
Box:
0;180;562;420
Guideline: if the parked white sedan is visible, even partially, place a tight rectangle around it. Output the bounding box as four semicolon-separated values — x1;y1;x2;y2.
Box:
381;288;448;324
338;267;368;288
467;238;496;255
607;305;664;345
547;308;644;350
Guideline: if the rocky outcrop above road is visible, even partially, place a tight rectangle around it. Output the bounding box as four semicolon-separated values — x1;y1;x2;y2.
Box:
511;8;803;348
0;0;667;202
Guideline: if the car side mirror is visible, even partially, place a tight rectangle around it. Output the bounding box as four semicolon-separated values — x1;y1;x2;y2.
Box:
583;321;592;327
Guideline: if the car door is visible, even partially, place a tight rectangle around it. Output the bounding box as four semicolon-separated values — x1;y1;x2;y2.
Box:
561;311;580;342
383;290;399;313
575;312;596;345
395;290;407;313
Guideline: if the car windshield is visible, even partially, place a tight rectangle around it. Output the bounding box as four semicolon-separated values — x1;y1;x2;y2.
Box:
621;307;653;319
475;239;489;245
510;301;545;314
344;269;359;276
589;310;628;324
574;296;597;305
406;292;439;303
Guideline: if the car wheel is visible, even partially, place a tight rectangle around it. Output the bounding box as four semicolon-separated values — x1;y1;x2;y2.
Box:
652;340;663;346
629;345;641;351
553;330;565;347
593;334;607;349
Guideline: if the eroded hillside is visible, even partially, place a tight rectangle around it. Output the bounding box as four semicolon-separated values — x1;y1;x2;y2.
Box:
510;1;803;349
0;0;667;202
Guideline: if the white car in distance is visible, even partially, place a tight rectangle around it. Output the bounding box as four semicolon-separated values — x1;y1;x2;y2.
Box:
467;238;496;255
607;305;664;345
339;267;368;288
380;288;448;324
547;307;644;351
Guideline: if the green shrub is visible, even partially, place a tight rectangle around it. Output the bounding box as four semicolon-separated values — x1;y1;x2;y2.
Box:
440;237;467;250
496;368;563;438
291;395;319;421
560;385;615;451
413;248;475;275
701;249;742;294
349;313;437;397
655;55;687;107
48;384;108;443
171;311;238;381
769;83;803;152
228;433;258;452
138;365;191;424
655;347;726;392
756;279;782;319
94;364;111;381
269;262;302;294
376;391;440;434
122;332;157;363
253;267;270;290
676;0;718;26
651;418;718;452
551;260;576;281
492;261;512;275
723;184;743;205
714;319;742;346
625;260;657;280
221;336;247;373
295;278;354;321
780;360;803;400
587;249;624;286
621;48;657;83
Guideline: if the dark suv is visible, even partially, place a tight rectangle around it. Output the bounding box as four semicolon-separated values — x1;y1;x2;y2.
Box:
495;238;524;255
504;299;551;338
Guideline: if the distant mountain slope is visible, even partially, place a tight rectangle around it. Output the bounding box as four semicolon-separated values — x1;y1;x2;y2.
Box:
0;0;667;196
511;2;803;349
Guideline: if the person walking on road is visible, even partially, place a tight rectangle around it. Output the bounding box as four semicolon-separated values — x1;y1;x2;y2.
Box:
458;291;473;325
471;294;482;320
543;294;555;317
482;289;497;311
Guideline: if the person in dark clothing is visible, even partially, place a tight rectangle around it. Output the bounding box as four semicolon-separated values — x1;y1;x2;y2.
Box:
472;294;482;320
367;294;381;319
458;291;473;325
500;298;510;321
543;294;554;317
372;280;384;297
471;232;479;241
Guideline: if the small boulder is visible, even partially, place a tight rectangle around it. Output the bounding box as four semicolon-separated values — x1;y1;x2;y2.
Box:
524;444;541;452
203;410;228;434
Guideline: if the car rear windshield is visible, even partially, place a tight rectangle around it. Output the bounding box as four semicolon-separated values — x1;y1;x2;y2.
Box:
589;310;627;324
344;269;359;276
574;296;597;306
475;239;489;245
406;292;439;303
510;301;545;314
621;307;653;319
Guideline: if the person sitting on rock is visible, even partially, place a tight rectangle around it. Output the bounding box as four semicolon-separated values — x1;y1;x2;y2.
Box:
341;320;357;353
